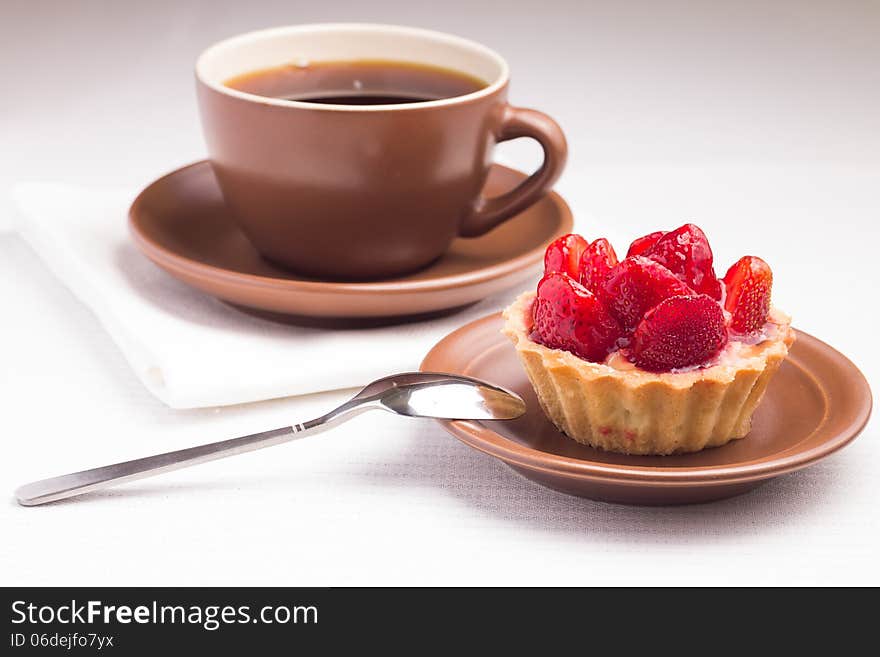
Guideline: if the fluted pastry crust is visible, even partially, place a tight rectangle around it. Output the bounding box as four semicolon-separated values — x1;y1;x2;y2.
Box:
502;292;795;455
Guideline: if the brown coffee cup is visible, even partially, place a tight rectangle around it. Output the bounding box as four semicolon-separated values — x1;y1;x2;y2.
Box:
196;24;567;280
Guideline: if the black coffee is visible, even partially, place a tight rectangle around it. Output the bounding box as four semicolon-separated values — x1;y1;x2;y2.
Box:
224;59;487;105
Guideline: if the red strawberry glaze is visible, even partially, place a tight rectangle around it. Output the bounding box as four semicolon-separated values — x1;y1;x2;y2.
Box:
598;256;693;330
529;227;776;373
544;234;588;279
626;231;665;258
578;238;619;293
531;273;623;362
642;224;722;299
629;295;728;372
723;256;773;335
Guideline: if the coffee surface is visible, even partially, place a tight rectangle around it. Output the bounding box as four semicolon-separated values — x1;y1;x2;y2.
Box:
225;59;487;105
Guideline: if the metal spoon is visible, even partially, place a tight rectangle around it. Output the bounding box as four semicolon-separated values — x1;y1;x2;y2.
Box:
14;372;525;506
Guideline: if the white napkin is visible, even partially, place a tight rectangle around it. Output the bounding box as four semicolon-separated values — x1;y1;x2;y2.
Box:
11;182;534;409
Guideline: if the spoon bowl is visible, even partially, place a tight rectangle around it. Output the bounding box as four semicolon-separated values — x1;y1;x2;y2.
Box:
356;372;526;420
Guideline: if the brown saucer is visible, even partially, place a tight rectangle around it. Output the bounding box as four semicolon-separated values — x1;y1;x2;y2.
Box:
129;161;573;318
421;314;872;505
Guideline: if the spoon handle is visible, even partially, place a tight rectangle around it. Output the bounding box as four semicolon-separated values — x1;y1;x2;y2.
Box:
15;416;337;507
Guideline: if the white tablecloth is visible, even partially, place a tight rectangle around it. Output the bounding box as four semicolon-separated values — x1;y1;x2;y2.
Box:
1;0;877;586
12;182;520;409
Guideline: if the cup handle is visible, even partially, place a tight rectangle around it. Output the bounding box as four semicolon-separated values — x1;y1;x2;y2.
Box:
459;105;568;237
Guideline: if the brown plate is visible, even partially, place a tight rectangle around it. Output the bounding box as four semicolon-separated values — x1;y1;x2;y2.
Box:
129;161;572;319
421;313;872;505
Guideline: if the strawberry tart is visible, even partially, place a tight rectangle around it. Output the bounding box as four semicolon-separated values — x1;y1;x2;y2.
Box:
502;224;794;455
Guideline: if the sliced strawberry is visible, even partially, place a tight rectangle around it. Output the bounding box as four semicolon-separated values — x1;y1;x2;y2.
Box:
723;256;773;334
626;231;666;258
532;273;623;362
598;256;693;330
630;294;727;372
544;234;588;278
579;238;619;293
643;223;722;299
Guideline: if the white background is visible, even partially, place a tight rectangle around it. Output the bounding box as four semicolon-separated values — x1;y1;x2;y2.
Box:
1;0;878;585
